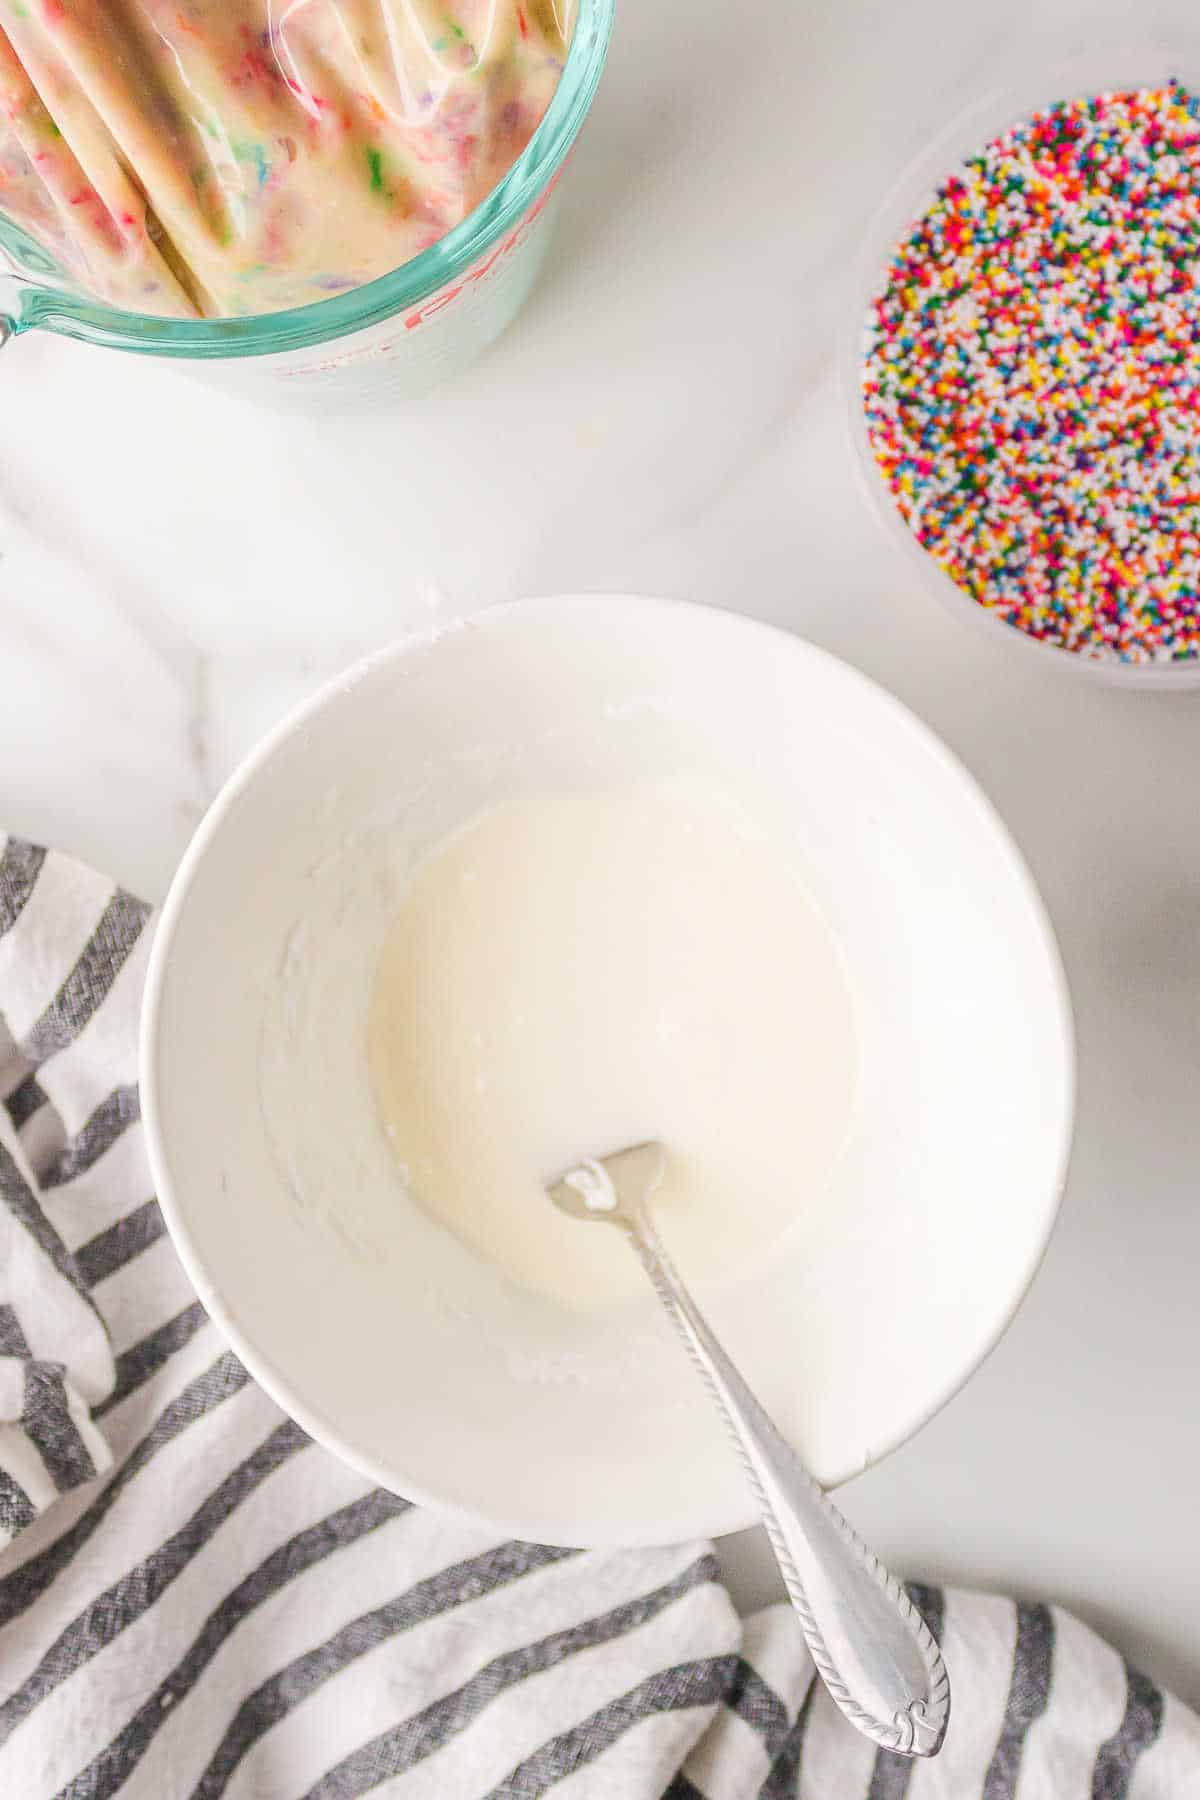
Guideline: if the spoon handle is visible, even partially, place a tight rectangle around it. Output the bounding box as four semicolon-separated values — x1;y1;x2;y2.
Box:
625;1210;950;1758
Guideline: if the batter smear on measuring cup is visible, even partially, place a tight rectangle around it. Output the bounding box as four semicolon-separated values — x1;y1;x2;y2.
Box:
863;83;1200;665
0;0;570;318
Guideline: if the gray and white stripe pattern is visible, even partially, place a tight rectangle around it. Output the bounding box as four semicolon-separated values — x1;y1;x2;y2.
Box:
0;832;1197;1799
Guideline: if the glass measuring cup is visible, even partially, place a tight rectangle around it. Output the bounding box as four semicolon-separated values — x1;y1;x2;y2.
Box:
0;0;613;409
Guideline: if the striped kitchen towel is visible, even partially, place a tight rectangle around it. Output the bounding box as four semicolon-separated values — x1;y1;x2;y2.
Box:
0;832;1197;1799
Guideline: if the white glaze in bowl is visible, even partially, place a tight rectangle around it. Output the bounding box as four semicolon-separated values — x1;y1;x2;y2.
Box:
141;594;1075;1546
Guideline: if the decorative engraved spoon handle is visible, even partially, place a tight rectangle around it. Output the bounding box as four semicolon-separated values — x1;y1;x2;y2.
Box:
627;1206;949;1756
548;1145;950;1756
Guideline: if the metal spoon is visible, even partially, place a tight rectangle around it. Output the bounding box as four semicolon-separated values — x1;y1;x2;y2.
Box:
547;1141;950;1758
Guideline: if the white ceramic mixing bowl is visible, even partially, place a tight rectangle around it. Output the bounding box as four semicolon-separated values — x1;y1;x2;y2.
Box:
141;594;1074;1546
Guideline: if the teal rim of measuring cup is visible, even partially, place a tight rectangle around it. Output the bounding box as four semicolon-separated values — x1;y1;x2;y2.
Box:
0;0;613;361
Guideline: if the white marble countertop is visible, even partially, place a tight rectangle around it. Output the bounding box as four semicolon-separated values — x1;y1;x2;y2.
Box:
3;0;1198;1705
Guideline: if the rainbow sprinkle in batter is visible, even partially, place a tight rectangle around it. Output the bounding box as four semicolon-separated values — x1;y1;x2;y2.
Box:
863;83;1200;664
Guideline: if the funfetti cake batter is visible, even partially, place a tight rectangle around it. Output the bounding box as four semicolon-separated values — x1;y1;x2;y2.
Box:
0;0;570;317
368;781;859;1310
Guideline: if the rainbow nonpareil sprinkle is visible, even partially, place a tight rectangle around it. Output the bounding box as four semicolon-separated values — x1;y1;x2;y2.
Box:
863;83;1200;664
